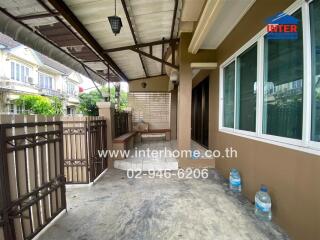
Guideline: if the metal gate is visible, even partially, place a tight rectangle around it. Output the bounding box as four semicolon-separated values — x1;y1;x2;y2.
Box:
114;112;128;138
62;117;107;184
0;116;66;240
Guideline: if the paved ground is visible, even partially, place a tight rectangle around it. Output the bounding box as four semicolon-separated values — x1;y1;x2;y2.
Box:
114;140;214;171
38;169;289;240
114;141;179;171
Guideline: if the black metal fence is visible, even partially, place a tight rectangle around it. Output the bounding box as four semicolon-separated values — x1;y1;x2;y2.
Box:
62;117;107;184
114;112;129;137
0;117;66;240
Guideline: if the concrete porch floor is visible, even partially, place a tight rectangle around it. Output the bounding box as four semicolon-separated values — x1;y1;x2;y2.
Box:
114;141;179;171
38;169;289;240
113;140;214;171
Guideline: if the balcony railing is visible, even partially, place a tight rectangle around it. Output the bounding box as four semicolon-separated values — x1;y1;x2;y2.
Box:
39;88;67;98
0;79;35;90
0;79;78;100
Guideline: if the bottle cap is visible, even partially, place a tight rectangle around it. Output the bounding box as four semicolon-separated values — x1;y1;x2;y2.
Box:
260;185;268;192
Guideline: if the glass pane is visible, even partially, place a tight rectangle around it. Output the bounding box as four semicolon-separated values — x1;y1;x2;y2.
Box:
9;104;14;113
310;0;320;142
263;10;303;139
236;44;257;132
39;74;44;88
223;61;235;128
45;76;48;89
16;63;20;81
21;65;25;82
11;62;15;80
49;77;52;89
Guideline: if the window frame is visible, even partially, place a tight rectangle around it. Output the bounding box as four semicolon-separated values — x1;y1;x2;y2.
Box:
219;0;320;154
308;0;320;149
235;42;258;134
10;61;31;82
67;81;76;95
221;60;235;129
38;72;53;90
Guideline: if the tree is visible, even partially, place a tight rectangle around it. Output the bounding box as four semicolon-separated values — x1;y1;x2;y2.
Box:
16;95;64;116
79;86;128;116
78;90;102;116
51;96;64;115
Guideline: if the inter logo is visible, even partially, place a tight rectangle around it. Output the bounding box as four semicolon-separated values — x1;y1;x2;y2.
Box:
266;12;299;40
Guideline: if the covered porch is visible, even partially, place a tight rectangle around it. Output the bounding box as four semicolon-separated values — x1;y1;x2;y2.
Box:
37;169;288;240
0;0;319;240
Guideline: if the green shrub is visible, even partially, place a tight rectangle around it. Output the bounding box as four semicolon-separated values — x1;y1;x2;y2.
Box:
16;95;63;116
79;86;128;116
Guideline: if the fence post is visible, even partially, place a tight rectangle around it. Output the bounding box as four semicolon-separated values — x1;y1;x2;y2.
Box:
125;107;133;132
58;120;67;210
0;123;15;240
96;102;114;168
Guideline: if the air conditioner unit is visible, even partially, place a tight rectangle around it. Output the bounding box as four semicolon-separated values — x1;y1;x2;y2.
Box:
27;77;36;85
5;98;11;104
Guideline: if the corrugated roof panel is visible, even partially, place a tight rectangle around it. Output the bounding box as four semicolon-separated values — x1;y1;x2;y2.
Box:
109;50;146;79
140;45;162;76
1;0;44;16
64;0;136;49
1;0;180;80
127;0;176;43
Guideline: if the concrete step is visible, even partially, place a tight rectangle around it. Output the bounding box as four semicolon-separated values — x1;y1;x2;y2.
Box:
114;159;178;171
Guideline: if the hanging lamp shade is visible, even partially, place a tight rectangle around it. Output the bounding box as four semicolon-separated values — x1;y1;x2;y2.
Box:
108;0;122;35
108;16;122;35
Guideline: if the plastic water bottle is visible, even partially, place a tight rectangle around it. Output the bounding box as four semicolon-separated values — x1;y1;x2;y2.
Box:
229;168;241;192
255;185;272;221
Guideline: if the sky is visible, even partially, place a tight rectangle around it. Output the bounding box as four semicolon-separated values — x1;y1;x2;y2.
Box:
81;74;129;93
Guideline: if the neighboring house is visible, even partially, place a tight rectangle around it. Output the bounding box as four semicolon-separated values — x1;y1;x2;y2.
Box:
0;33;83;115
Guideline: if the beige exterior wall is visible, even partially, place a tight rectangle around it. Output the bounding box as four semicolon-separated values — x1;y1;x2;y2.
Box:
196;0;320;239
129;75;170;92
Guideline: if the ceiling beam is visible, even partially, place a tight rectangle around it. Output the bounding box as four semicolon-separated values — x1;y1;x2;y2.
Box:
121;0;148;78
104;38;179;53
170;0;179;39
36;0;120;78
82;60;104;63
129;74;167;81
47;0;128;81
16;12;60;21
190;62;218;69
131;48;178;69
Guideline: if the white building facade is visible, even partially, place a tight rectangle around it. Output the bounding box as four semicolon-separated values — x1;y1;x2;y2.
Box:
0;33;83;115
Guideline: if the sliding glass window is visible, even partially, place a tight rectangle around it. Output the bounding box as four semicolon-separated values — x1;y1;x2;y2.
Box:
220;2;320;150
263;10;303;139
236;44;257;132
223;61;235;128
310;0;320;142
